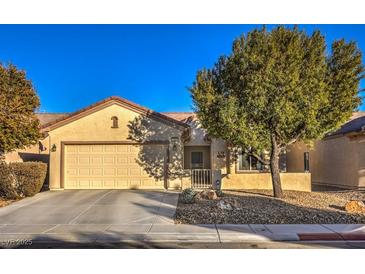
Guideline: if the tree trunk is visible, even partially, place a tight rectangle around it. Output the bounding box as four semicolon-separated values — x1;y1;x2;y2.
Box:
270;135;283;198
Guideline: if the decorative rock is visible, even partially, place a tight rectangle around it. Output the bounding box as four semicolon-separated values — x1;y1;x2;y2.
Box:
225;198;240;209
216;198;241;211
207;190;218;200
198;189;218;200
217;199;233;210
345;200;365;214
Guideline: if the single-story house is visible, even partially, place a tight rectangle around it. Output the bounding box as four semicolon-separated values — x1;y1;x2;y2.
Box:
5;96;310;191
286;112;365;190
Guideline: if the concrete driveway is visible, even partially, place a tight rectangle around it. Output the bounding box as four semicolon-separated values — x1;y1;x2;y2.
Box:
0;190;179;244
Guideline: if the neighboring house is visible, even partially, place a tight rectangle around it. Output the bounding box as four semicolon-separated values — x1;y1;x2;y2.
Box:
287;112;365;190
5;96;310;191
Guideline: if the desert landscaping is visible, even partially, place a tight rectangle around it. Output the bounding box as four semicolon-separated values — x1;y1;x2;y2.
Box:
175;189;365;224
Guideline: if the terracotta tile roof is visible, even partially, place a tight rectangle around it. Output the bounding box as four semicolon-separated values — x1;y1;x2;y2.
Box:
40;96;190;131
36;113;70;126
162;112;196;123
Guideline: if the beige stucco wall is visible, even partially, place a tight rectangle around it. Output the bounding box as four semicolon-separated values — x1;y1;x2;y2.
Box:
5;137;50;163
47;104;185;190
221;172;311;192
184;119;208;146
287;136;365;189
207;137;311;191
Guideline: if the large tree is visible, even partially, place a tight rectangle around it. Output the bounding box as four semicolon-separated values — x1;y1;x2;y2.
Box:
0;63;41;159
190;26;364;198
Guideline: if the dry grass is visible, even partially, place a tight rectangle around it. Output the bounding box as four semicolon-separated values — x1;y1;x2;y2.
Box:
0;197;18;208
175;189;365;224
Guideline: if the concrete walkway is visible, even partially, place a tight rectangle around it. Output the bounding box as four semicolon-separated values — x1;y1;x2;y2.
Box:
1;223;365;248
1;191;365;248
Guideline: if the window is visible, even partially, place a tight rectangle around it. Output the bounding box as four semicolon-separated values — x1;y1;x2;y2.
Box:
111;116;118;128
304;152;310;172
191;151;203;169
238;150;264;171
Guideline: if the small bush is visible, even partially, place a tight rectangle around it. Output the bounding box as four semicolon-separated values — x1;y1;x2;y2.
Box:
0;162;47;199
0;162;18;199
180;188;196;204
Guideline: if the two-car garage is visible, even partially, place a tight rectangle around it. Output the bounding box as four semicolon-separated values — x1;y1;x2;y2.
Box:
42;96;188;190
63;143;167;189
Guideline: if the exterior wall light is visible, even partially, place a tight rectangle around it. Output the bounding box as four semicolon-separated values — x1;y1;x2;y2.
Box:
51;144;57;152
171;137;179;152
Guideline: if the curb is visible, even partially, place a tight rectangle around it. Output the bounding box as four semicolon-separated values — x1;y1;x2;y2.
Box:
298;233;365;241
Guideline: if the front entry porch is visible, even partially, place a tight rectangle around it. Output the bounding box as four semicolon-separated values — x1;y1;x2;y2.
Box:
183;145;212;189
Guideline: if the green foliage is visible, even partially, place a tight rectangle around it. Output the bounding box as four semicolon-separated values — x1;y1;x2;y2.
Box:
0;162;47;199
0;63;41;157
190;26;364;197
180;188;196;204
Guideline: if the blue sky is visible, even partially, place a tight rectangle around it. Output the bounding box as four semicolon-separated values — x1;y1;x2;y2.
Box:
0;24;364;113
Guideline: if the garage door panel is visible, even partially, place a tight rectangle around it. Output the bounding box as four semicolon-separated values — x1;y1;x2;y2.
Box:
91;180;103;188
116;157;128;164
129;168;141;176
104;145;116;153
79;180;91;188
103;157;115;164
117;168;128;176
116;179;129;187
103;180;115;188
91;156;102;165
78;157;90;165
67;157;78;165
116;145;128;153
66;146;78;153
92;168;103;176
67;168;78;176
104;168;116;176
64;144;165;189
79;168;90;176
79;146;91;153
91;146;103;153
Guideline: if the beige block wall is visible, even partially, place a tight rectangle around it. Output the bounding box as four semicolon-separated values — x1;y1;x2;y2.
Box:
221;172;311;191
287;136;365;189
208;137;311;192
5;137;50;163
48;104;185;190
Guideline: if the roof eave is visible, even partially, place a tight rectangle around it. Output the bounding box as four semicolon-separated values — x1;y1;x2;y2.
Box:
41;96;190;132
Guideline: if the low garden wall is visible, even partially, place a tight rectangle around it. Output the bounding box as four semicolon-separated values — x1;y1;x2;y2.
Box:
221;172;311;192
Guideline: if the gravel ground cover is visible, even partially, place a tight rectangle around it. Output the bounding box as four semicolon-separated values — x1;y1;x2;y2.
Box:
175;190;365;224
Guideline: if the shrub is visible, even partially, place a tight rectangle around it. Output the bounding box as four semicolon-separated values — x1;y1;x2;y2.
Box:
0;162;19;199
180;188;196;204
0;162;47;199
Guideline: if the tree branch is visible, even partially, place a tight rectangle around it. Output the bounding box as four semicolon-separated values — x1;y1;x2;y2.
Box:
244;149;270;166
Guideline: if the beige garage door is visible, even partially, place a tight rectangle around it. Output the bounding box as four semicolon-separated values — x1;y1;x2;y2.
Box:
63;144;166;189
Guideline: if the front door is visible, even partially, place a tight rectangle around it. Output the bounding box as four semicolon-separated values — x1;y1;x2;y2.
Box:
191;151;204;169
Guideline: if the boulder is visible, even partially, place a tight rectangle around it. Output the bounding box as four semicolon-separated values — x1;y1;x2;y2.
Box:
217;199;233;210
198;189;218;200
225;198;240;209
345;200;365;214
216;198;240;210
207;190;218;200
